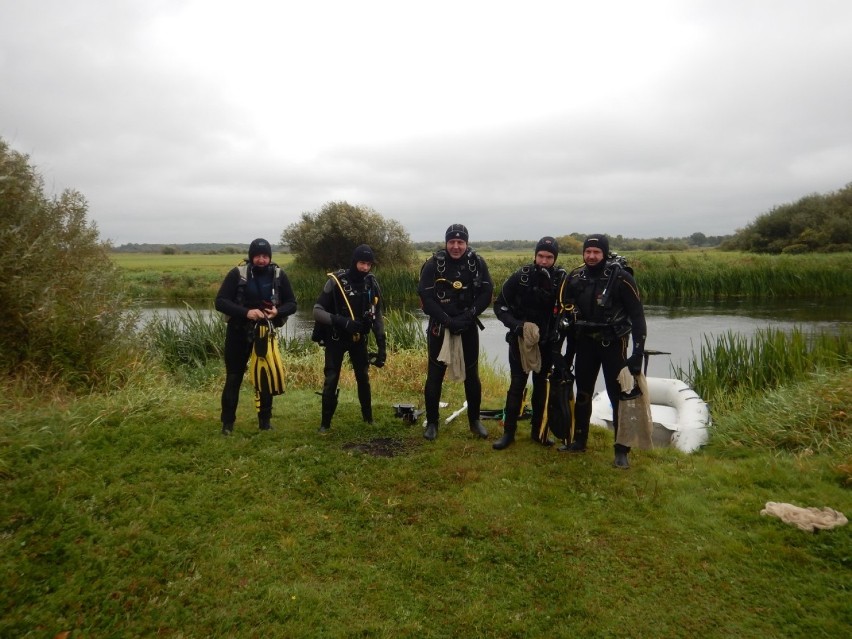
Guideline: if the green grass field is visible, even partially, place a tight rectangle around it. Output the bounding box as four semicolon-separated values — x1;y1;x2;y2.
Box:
3;322;851;637
114;252;297;271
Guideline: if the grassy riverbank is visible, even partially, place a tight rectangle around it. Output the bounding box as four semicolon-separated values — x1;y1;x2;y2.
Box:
2;317;851;637
113;250;852;306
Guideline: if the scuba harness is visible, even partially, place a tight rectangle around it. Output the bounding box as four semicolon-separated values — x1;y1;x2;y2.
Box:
571;254;633;341
596;252;633;310
421;248;486;336
428;248;483;307
313;269;378;345
515;264;569;322
235;262;282;308
221;261;285;333
503;263;573;343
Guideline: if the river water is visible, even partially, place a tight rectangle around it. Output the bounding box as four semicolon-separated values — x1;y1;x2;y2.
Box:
142;298;850;389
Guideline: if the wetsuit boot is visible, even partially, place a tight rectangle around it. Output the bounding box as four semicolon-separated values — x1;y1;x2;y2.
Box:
469;419;488;439
613;444;630;469
424;422;438;441
559;423;588;453
492;424;516;450
319;391;338;434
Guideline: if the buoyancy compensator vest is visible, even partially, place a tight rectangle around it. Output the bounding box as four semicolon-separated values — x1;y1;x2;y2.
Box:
423;248;484;315
568;258;632;341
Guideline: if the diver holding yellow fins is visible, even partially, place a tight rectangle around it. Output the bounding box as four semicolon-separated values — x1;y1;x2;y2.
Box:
215;238;297;435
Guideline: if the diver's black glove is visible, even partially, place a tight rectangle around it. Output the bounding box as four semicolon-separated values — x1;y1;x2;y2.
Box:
626;351;643;375
373;337;387;368
333;315;364;335
446;315;469;334
361;311;374;334
512;322;525;337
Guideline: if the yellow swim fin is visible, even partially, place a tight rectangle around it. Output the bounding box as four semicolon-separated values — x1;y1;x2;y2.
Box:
249;321;286;396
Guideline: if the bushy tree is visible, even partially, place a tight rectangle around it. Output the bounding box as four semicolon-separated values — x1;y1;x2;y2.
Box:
689;232;708;246
555;235;583;256
0;138;137;388
722;183;852;253
282;201;416;269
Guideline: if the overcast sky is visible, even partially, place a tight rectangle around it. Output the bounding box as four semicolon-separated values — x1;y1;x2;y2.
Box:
2;0;851;245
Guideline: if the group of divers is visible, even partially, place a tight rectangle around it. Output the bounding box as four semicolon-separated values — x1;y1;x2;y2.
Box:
215;224;647;470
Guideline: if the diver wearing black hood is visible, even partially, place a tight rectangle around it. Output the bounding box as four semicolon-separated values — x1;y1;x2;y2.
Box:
557;234;646;469
312;244;387;432
417;224;493;441
215;238;297;434
492;236;567;450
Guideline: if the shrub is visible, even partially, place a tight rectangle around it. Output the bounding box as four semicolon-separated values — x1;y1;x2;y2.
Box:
0;138;138;389
282;201;416;269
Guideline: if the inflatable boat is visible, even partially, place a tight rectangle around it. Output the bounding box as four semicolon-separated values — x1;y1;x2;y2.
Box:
590;377;711;453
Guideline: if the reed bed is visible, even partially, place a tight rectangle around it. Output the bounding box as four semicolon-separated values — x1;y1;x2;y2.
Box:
676;325;851;403
115;251;852;305
383;308;426;351
628;251;852;301
140;305;225;372
139;306;505;415
140;304;430;383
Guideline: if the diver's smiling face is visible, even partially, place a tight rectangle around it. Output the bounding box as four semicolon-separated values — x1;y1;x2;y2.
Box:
583;247;604;267
446;239;467;259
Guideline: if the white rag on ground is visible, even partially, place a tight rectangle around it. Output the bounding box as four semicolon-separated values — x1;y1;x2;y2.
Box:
519;322;541;374
438;331;465;382
760;502;848;532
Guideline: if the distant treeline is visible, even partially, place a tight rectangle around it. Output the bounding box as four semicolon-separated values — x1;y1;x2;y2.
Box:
112;243;288;255
414;233;732;254
114;233;731;256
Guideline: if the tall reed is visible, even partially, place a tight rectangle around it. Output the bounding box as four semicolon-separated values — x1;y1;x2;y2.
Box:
289;252;852;305
630;252;852;301
675;325;850;402
142;304;428;378
140;305;225;371
117;251;852;304
383;309;426;351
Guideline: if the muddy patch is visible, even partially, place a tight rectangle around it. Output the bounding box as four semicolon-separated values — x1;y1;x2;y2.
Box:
342;437;411;458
